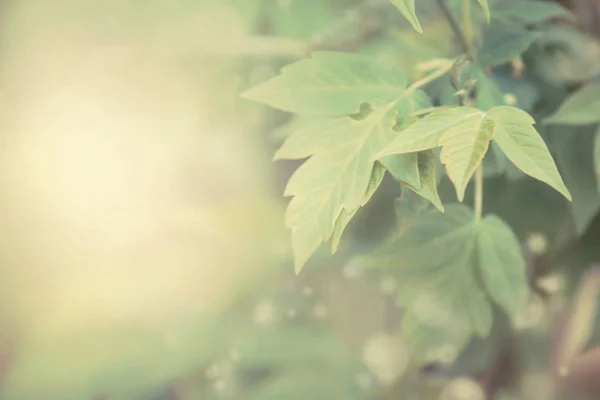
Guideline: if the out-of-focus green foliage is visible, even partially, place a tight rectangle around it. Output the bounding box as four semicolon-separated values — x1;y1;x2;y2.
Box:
2;0;600;400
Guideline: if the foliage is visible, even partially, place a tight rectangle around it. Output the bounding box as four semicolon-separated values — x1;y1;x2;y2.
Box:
6;0;600;399
241;0;600;390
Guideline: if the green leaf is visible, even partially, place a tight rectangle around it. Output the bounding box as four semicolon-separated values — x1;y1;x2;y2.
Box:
241;52;412;116
273;118;341;158
478;24;540;67
491;0;572;26
406;150;445;211
380;153;421;189
477;215;529;319
331;163;386;253
391;0;423;33
265;0;337;41
279;93;428;273
379;117;422;189
282;111;392;272
376;107;495;202
487;106;571;200
371;205;492;363
545;82;600;126
477;0;491;23
553;130;600;235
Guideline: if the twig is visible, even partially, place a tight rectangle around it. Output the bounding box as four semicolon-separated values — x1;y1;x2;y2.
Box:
474;165;483;221
434;0;473;58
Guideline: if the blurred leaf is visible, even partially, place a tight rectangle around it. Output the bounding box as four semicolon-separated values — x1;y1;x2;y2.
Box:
491;0;572;25
553;129;600;235
395;190;433;231
482;142;508;177
391;0;423;33
477;0;491;23
545;82;600;125
531;26;600;85
476;68;539;111
372;205;492;363
477;214;529;318
265;0;338;41
478;24;540;67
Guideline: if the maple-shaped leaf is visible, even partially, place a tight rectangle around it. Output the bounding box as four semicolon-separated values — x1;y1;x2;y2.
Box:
279;103;427;273
241;52;414;116
244;52;439;273
375;107;495;201
368;205;491;363
391;0;423;33
364;205;529;363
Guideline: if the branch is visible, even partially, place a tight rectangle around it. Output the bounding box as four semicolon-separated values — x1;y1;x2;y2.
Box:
434;0;473;58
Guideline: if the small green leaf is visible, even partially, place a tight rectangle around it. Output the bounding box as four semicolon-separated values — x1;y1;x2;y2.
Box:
331;163;386;253
477;0;491;23
406;150;445;211
477;215;529;319
380;153;421;189
478;25;540;67
379;117;422;189
487;106;571;200
391;0;423;33
545;82;600;126
241;52;410;116
376;107;494;201
491;0;573;26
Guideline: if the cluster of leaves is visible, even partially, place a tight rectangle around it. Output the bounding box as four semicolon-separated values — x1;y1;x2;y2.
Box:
241;0;582;363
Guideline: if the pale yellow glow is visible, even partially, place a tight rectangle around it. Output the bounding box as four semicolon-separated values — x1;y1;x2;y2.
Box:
0;34;278;337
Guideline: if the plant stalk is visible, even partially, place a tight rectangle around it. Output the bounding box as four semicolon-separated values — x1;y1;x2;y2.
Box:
406;59;456;92
434;0;472;57
474;165;483;221
462;0;474;55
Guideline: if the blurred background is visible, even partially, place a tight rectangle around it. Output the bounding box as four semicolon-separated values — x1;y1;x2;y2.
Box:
0;0;599;399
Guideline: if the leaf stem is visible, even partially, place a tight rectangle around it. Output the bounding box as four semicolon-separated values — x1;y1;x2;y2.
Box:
474;165;483;221
406;59;455;92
